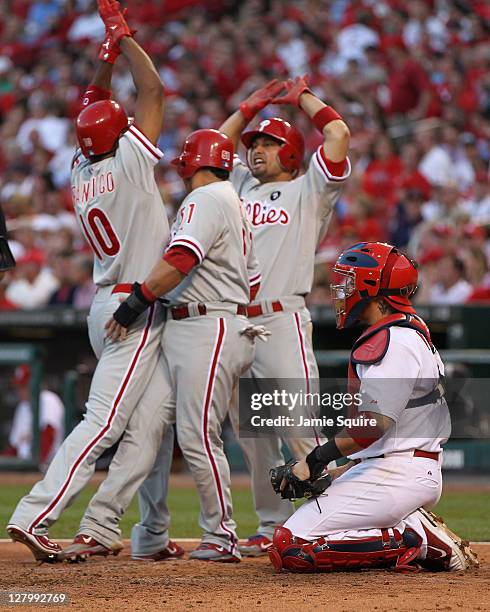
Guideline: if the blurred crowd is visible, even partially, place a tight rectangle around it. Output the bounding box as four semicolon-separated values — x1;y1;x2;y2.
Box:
0;0;488;310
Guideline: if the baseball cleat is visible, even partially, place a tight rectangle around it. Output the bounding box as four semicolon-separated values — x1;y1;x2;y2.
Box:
189;543;240;563
239;534;273;557
7;525;62;563
60;534;123;563
415;507;479;571
132;541;185;561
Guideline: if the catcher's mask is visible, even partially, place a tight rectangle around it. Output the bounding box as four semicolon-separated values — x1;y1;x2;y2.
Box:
331;242;418;329
171;129;234;179
241;117;305;174
76;100;129;158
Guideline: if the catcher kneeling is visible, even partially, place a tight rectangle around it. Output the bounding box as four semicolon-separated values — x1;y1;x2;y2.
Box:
268;242;478;574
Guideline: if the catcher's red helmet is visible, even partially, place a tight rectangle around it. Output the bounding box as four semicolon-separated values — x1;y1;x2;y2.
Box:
241;117;305;173
171;129;234;179
76;100;128;158
331;242;418;329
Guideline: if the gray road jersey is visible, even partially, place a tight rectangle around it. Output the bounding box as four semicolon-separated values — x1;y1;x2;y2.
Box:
165;181;259;306
231;146;351;299
71;125;169;286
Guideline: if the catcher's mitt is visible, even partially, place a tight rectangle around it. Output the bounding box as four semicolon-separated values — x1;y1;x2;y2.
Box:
270;460;332;501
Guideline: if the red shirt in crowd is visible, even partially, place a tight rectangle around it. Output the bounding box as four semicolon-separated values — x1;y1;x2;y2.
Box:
362;155;403;206
388;58;431;115
395;170;432;200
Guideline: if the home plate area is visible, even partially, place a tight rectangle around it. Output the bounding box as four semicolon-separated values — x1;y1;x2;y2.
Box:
0;541;487;611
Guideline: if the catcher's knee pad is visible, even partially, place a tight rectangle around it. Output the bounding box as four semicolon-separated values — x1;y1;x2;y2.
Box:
269;527;422;574
271;527;293;551
268;527;315;573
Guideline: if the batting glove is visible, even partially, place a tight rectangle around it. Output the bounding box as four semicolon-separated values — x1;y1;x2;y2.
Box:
272;75;312;107
239;324;272;343
239;79;286;122
98;31;121;64
98;0;133;45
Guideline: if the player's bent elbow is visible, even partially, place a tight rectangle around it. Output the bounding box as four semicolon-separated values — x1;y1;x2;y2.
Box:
331;121;351;144
145;81;165;100
325;122;350;162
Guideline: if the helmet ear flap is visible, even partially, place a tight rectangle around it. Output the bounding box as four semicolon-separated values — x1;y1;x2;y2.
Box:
277;142;299;174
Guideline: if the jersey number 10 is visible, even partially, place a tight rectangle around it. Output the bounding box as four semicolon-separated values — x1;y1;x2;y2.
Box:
79;208;120;260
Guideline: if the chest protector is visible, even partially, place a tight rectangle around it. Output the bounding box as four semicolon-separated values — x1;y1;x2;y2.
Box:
347;314;442;407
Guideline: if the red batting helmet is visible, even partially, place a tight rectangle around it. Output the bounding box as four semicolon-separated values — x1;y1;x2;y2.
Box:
76;100;128;158
241;117;305;173
171;129;234;179
331;242;418;329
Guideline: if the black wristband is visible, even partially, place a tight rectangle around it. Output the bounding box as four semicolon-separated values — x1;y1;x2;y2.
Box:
306;439;343;477
113;282;151;328
133;281;155;307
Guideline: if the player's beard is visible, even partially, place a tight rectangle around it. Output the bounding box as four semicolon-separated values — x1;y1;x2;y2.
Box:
250;163;267;179
250;159;282;182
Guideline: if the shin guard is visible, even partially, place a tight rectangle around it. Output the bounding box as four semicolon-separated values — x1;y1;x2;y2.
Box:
268;526;422;574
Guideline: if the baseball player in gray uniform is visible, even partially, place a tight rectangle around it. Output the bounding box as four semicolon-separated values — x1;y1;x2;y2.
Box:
7;1;180;563
130;77;351;558
104;128;261;563
222;76;351;555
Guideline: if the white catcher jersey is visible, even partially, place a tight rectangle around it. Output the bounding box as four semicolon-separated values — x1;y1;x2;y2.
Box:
164;180;260;306
71;124;169;286
352;327;451;458
231;146;351;298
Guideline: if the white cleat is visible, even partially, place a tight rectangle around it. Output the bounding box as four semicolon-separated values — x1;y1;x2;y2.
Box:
415;508;479;571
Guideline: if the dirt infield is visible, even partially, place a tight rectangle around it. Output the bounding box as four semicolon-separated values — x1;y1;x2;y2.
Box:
0;542;487;611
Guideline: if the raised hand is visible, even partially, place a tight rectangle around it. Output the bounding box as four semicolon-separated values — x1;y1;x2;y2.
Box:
272;75;312;107
239;79;286;121
98;0;120;23
97;0;132;44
